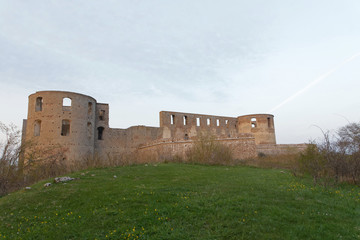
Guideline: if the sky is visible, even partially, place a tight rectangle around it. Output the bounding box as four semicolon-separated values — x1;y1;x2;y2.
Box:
0;0;360;144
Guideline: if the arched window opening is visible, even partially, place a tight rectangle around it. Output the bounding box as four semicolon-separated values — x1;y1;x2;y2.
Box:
62;98;72;111
88;102;93;115
61;120;70;136
35;97;43;112
34;120;41;136
184;133;189;140
97;127;104;140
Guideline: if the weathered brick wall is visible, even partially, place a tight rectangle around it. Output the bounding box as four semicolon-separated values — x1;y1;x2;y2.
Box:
25;91;97;164
23;91;290;167
256;144;307;155
237;114;276;145
159;111;239;140
95;126;162;160
137;136;257;162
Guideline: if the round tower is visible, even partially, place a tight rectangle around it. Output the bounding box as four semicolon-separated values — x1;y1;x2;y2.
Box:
25;91;97;164
237;114;276;145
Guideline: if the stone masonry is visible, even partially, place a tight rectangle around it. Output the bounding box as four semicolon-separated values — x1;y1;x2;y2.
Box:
22;91;304;165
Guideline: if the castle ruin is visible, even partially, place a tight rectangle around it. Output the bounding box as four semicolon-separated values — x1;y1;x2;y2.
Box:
22;91;305;165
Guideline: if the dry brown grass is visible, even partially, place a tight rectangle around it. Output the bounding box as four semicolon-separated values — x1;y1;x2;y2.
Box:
246;153;300;171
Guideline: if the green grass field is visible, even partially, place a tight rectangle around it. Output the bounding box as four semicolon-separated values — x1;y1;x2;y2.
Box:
0;163;359;239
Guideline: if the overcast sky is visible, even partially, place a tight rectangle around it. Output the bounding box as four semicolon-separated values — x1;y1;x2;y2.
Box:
1;0;360;143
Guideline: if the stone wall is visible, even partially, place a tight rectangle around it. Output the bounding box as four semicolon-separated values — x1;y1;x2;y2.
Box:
22;90;290;166
237;114;276;145
25;91;97;164
256;144;307;156
159;111;239;140
137;135;257;162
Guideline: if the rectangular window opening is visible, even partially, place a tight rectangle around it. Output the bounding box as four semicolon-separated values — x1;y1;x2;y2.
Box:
267;117;272;128
35;97;43;112
99;110;105;121
216;119;220;126
97;127;104;140
34;120;41;136
87;122;92;138
207;118;211;126
171;115;175;125
88;102;93;114
61;120;70;136
196;117;200;127
183;116;188;125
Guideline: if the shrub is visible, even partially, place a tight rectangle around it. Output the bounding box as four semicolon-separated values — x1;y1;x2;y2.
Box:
186;132;233;165
296;123;360;186
0;121;68;196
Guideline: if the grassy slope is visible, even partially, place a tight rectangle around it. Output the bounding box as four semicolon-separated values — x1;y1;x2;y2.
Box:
0;163;359;240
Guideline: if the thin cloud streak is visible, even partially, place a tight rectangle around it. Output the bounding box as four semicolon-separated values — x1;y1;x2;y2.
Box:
269;52;360;113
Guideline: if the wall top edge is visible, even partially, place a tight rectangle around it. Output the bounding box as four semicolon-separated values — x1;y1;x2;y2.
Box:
30;90;97;102
238;113;274;118
160;110;236;119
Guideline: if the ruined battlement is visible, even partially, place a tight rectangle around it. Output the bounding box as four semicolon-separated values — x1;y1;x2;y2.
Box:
22;90;289;165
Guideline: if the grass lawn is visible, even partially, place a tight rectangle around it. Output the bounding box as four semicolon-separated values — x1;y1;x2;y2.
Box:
0;163;359;239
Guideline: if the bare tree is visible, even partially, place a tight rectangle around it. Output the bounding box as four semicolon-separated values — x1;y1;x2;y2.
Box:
0;121;68;196
0;122;23;195
298;122;360;186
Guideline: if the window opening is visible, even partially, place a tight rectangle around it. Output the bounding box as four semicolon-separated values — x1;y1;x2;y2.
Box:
97;127;104;140
251;117;257;128
99;110;105;121
225;120;229;125
87;122;92;138
216;119;220;126
207;118;211;126
35;97;43;112
183;116;188;125
61;120;70;136
63;98;71;106
184;133;189;140
62;98;72;111
34;120;41;136
171;115;175;125
196;117;200;127
267;117;272;128
88;102;93;114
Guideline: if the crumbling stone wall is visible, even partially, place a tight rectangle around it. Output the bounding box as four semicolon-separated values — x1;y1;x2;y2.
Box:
23;91;287;165
256;144;307;156
237;114;276;145
159;111;239;140
137;135;257;162
25;91;97;165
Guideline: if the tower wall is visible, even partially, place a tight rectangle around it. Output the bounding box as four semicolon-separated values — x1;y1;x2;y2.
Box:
237;114;276;145
25;91;97;164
